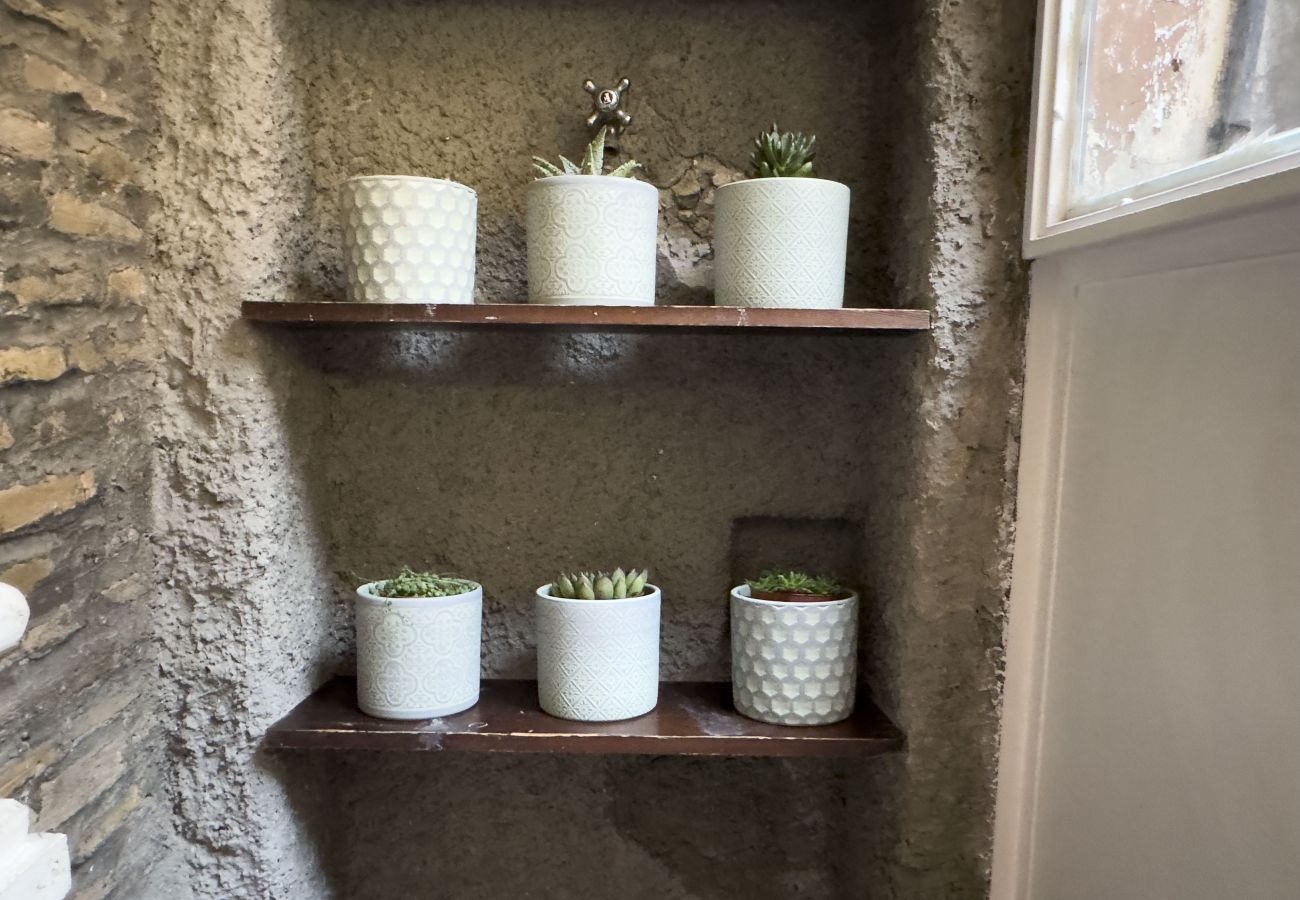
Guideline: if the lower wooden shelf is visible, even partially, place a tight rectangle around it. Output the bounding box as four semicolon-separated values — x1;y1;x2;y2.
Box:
264;677;904;759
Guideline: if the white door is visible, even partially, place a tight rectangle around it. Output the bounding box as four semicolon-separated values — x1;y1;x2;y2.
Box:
992;2;1300;898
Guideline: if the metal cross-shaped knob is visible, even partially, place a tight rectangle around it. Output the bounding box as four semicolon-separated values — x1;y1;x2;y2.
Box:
584;78;632;134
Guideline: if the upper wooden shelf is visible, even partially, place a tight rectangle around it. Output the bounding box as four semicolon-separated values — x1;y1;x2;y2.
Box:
265;677;904;759
241;301;931;332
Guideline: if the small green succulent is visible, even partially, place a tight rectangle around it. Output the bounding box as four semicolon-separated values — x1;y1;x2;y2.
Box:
373;568;477;598
747;569;843;597
550;568;650;600
749;124;817;178
532;126;641;179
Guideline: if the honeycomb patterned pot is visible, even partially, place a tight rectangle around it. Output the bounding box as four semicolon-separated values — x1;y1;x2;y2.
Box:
730;584;859;726
527;175;658;305
535;584;661;721
340;176;477;304
355;582;482;720
714;178;850;309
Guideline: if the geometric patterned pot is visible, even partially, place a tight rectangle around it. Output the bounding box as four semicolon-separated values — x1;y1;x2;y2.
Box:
340;176;478;305
730;584;858;725
714;178;850;309
535;584;661;721
355;581;482;720
526;175;659;306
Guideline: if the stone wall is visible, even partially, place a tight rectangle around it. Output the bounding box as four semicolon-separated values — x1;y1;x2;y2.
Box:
0;0;174;896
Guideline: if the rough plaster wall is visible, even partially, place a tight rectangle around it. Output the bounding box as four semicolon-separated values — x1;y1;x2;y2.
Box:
146;0;344;895
0;0;178;896
261;0;1033;898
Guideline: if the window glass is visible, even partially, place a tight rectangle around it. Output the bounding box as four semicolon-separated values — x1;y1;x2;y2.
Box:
1069;0;1300;215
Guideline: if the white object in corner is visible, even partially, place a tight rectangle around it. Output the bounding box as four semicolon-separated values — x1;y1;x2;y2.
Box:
714;177;850;309
0;800;70;900
354;581;483;720
526;175;659;305
535;583;661;721
340;176;478;304
0;584;29;655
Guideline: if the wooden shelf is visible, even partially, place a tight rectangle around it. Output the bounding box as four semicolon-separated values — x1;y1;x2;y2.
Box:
265;677;904;758
241;301;931;332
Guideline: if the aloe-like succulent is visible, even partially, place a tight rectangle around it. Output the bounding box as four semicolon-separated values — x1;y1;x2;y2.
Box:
373;568;477;598
532;126;641;179
749;124;817;178
747;569;843;597
550;568;650;600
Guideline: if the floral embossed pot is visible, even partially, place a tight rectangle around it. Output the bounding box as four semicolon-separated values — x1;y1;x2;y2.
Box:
714;125;849;309
730;571;858;726
535;568;660;721
527;128;658;305
355;569;483;720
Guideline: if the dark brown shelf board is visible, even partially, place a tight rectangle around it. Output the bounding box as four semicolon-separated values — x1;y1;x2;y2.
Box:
241;301;931;332
264;677;904;759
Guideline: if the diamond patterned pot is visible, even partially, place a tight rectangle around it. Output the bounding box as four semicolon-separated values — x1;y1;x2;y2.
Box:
730;584;859;726
714;178;850;309
355;581;483;720
535;584;661;721
340;176;477;304
526;175;658;305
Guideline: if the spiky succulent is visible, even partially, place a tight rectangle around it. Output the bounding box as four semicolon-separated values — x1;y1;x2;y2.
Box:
749;124;817;178
373;568;478;598
550;568;650;600
532;126;641;179
747;569;843;597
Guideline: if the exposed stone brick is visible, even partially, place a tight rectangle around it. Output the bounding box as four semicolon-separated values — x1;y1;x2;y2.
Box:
48;192;142;244
21;54;128;119
3;270;97;307
72;784;142;864
0;108;55;161
21;604;84;656
0;418;12;450
0;346;67;384
105;267;146;304
0;470;96;533
0;744;58;796
0;557;53;593
0;170;48;229
3;0;109;47
35;742;125;829
86;145;134;183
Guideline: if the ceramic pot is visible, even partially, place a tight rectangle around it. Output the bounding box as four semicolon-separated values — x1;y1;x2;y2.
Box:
340;176;477;304
526;175;658;305
730;584;859;725
535;583;661;721
714;178;850;309
355;581;483;720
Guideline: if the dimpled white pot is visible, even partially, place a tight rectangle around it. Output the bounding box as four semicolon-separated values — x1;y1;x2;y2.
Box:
355;581;482;720
535;584;661;721
714;178;850;309
341;176;477;304
527;175;658;305
730;584;859;726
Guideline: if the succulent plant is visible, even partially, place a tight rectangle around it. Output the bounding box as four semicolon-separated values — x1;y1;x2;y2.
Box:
372;568;478;598
749;124;817;178
747;569;844;597
550;568;650;600
533;126;641;179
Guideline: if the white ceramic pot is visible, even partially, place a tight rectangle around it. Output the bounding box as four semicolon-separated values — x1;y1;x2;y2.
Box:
730;584;859;726
714;178;850;309
526;175;658;305
340;176;477;304
535;583;661;721
355;581;483;720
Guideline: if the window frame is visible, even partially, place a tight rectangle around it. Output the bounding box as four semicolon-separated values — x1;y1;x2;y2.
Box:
1024;0;1300;258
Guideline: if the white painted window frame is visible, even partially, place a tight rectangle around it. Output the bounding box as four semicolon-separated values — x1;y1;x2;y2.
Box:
1024;0;1300;258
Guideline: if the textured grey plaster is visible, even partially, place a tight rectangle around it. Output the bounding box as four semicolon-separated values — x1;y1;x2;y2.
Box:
142;0;1033;896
